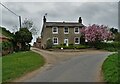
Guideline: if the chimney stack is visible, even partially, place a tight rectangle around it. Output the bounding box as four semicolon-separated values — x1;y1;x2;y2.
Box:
43;16;46;23
78;17;82;23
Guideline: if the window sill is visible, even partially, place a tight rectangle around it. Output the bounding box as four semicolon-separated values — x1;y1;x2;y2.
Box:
53;32;58;34
75;43;79;44
53;43;58;45
74;32;79;34
64;33;69;34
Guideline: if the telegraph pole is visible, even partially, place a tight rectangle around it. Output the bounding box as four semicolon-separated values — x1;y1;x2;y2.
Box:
0;2;22;29
118;1;120;55
19;16;22;28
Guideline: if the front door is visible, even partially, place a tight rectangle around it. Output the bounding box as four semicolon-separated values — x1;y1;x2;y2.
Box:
64;38;68;46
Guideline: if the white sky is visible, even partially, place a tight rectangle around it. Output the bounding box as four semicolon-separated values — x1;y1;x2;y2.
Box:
0;0;119;45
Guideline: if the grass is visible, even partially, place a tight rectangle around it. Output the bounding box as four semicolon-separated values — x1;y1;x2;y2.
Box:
0;57;2;84
102;52;120;84
2;51;45;82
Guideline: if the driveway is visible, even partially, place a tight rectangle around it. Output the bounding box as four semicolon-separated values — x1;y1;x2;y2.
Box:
15;48;112;82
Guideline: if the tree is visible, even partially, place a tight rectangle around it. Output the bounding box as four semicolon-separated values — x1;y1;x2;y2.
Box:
22;18;38;35
80;24;113;47
110;28;118;34
15;28;33;51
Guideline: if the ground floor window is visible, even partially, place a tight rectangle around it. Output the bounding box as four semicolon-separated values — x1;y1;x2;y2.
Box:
53;37;58;45
74;37;80;44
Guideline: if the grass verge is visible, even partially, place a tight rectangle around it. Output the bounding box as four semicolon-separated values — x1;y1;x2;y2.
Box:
102;52;119;84
2;51;45;82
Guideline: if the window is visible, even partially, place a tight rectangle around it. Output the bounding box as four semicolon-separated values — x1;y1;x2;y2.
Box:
52;27;58;34
74;37;80;44
64;27;69;34
53;37;58;45
74;27;79;34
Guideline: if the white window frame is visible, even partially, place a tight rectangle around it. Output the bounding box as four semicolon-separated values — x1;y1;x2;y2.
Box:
74;37;80;44
53;37;58;45
64;27;69;34
74;27;79;34
52;27;58;34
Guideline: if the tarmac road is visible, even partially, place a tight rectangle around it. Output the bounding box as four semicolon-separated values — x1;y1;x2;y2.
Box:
24;52;110;82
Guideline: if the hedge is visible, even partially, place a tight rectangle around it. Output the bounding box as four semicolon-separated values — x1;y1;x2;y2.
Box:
52;44;89;49
94;42;120;52
1;41;13;56
2;41;13;50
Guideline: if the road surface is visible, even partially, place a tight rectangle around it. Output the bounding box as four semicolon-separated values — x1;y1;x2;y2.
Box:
23;51;110;82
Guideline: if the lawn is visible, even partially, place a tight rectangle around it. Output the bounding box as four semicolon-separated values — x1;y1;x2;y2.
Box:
2;51;45;82
102;52;119;84
0;57;2;83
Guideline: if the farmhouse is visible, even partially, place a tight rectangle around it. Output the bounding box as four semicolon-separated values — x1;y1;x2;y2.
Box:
40;16;84;49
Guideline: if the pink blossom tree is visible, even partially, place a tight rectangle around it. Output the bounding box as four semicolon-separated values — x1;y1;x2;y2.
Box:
80;24;113;44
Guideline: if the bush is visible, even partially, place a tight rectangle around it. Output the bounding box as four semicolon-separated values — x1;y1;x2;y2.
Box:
75;45;89;49
0;42;2;52
52;45;61;49
91;42;120;52
2;41;13;50
52;44;89;49
46;39;53;49
1;41;14;56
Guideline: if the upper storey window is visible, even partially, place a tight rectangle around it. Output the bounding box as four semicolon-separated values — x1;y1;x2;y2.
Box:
74;27;79;34
64;27;69;34
52;27;58;34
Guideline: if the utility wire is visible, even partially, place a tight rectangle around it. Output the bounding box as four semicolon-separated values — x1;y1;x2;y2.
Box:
0;2;19;17
0;2;22;28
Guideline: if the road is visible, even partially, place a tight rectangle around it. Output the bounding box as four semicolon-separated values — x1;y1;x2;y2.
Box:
23;50;110;82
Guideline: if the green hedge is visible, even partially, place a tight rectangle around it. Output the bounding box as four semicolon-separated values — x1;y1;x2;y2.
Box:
93;42;120;52
2;41;13;50
0;42;2;52
1;41;13;56
52;44;89;49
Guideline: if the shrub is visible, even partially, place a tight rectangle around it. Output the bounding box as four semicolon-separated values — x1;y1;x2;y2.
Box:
52;44;89;49
93;42;120;51
2;41;13;50
46;39;53;49
75;45;89;49
0;42;2;52
1;41;14;56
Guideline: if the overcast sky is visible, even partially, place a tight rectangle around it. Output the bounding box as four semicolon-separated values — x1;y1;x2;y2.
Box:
0;1;119;44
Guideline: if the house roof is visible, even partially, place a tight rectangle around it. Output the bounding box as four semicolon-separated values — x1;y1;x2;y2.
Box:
44;22;84;27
